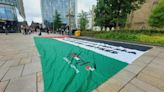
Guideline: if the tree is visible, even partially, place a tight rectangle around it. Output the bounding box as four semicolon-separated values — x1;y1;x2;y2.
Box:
53;10;62;32
95;0;109;31
149;0;164;28
79;11;88;31
95;0;145;30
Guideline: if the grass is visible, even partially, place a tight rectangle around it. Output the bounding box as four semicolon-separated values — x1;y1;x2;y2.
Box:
81;31;164;46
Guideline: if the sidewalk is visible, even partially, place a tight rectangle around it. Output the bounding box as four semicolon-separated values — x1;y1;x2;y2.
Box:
95;46;164;92
0;33;43;92
0;33;164;92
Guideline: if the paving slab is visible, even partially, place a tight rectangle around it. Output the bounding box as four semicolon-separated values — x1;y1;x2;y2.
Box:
5;74;36;92
97;70;136;92
2;65;24;81
97;82;114;92
0;56;3;60
131;78;164;92
120;83;144;92
0;61;5;67
124;64;143;74
110;70;136;84
19;57;32;65
32;56;40;63
0;57;9;64
37;72;44;92
145;47;161;57
0;67;9;81
142;64;164;81
18;53;29;59
98;78;123;92
1;59;20;68
158;52;164;58
132;59;148;68
137;72;164;91
0;81;9;92
134;55;155;65
22;61;42;76
151;57;164;68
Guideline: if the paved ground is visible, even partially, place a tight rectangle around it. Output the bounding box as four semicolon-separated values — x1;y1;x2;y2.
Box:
0;33;164;92
0;33;43;92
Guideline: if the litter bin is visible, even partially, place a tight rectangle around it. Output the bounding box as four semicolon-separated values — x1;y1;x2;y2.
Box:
75;29;81;37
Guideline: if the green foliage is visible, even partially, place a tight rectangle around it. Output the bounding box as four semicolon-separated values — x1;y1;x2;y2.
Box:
149;0;164;28
81;30;164;45
79;11;89;31
94;0;111;29
95;0;145;29
53;10;62;32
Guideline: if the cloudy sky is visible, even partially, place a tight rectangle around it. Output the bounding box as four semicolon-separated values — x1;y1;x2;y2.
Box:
17;0;96;24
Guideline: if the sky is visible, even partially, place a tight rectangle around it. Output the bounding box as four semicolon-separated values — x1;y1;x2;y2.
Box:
17;0;97;24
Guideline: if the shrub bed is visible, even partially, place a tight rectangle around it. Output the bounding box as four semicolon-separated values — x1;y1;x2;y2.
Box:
81;30;164;46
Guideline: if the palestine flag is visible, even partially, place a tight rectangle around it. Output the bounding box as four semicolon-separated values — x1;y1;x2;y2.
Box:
34;37;146;92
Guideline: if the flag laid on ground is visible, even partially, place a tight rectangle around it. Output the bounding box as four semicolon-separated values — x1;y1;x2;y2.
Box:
34;37;146;92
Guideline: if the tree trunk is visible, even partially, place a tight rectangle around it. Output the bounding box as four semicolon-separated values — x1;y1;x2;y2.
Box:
101;26;103;31
116;18;119;30
129;11;134;28
105;26;107;31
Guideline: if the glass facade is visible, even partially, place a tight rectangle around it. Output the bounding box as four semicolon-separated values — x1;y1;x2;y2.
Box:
0;0;21;33
0;4;16;21
0;0;18;21
41;0;77;28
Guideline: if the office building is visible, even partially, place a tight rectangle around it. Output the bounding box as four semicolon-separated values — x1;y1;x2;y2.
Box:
0;0;25;32
41;0;77;29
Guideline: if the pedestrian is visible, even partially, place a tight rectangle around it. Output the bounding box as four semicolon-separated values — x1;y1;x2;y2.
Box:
38;29;42;36
38;26;42;36
46;27;49;34
28;27;32;35
26;26;29;35
21;25;24;35
3;25;8;35
24;26;27;35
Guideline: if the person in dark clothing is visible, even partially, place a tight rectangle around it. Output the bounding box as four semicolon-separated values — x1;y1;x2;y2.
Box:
5;29;8;35
38;26;42;36
46;27;49;34
38;29;42;36
3;24;8;35
38;31;42;36
24;27;27;35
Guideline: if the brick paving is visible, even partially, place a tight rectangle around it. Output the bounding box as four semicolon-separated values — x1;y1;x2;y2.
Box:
0;33;164;92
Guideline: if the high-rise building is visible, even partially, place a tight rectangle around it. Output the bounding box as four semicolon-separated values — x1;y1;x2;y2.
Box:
41;0;77;29
0;0;25;32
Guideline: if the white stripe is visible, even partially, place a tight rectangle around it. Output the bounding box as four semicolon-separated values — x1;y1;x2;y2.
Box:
55;38;147;64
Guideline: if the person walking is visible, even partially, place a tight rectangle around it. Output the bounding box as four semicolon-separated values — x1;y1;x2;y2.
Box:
46;27;49;34
3;24;8;35
21;25;24;35
38;29;42;36
38;25;42;36
24;26;27;35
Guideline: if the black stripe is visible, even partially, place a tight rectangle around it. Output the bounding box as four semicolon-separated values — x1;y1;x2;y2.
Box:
71;37;152;51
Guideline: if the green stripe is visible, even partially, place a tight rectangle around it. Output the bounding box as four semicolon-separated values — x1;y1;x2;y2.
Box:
34;37;128;92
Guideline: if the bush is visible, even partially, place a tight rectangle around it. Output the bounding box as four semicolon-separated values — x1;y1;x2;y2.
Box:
149;0;164;28
80;30;164;45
